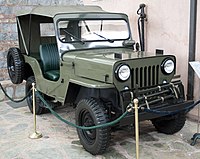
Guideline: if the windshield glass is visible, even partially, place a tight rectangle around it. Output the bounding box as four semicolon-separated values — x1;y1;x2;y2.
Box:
57;19;130;50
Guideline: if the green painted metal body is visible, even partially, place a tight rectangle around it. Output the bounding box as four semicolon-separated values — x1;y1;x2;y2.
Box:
24;52;115;103
24;47;174;103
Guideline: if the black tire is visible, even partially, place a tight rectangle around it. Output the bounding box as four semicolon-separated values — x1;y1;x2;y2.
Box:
151;112;186;134
75;98;111;155
26;76;45;115
7;48;24;84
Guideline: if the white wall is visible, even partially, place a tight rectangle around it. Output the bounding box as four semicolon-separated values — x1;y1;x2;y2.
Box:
84;0;200;100
194;3;200;100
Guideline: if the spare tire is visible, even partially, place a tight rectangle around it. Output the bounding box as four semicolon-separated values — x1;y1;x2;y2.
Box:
7;48;25;84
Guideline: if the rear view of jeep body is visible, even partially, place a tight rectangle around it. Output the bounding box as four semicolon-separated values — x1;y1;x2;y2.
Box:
7;6;193;155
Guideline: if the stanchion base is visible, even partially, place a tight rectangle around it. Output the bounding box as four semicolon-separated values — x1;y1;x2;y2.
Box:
191;133;200;146
29;132;42;139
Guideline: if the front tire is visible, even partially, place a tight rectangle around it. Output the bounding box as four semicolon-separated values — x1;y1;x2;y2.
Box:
151;112;186;134
75;98;111;155
26;76;45;115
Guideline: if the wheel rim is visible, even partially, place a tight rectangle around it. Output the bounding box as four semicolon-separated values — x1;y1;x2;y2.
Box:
8;56;15;78
79;109;96;145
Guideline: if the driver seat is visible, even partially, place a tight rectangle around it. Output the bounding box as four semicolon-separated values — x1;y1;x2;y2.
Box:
39;43;60;81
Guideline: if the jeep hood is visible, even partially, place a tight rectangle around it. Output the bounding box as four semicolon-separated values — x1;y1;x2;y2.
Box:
63;48;148;83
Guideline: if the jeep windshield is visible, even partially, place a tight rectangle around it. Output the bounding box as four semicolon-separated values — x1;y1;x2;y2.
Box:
56;18;130;51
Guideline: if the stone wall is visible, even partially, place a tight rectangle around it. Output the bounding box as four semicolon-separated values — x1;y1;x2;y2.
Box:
0;0;83;100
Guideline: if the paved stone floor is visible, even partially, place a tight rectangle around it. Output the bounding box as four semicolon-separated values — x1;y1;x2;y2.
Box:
0;101;200;159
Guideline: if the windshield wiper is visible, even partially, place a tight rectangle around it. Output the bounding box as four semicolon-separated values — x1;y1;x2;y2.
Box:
83;21;91;33
63;29;85;44
93;32;114;43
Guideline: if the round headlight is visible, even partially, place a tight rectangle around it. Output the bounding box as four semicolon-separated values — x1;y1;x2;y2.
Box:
115;64;130;81
162;59;175;74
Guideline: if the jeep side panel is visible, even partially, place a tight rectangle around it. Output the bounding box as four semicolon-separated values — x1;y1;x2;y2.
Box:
24;55;115;103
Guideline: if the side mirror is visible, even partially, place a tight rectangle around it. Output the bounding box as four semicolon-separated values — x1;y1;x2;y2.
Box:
123;40;135;49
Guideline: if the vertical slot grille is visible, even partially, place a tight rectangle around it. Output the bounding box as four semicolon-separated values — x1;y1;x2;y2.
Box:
132;65;159;88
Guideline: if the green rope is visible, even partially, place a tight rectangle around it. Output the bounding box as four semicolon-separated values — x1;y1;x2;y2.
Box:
36;91;129;130
0;83;31;103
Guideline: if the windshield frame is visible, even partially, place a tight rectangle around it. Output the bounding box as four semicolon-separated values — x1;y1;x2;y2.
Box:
56;18;131;43
54;13;132;53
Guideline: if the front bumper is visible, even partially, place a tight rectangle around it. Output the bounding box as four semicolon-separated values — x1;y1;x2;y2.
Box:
120;100;194;126
119;80;194;126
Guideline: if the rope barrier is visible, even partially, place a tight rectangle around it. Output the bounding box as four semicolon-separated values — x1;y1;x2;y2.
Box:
1;81;200;130
0;83;31;103
36;90;130;130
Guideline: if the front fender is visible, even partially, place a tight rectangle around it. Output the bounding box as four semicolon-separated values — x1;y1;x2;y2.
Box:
69;77;114;89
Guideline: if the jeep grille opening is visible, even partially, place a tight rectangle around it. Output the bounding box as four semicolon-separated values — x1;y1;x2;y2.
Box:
131;65;159;88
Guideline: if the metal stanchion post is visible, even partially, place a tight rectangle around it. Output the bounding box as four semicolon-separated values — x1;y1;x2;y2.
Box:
189;61;200;145
29;83;42;139
134;98;139;159
191;82;200;145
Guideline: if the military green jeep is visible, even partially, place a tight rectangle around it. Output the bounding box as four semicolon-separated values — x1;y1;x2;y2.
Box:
7;6;193;154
